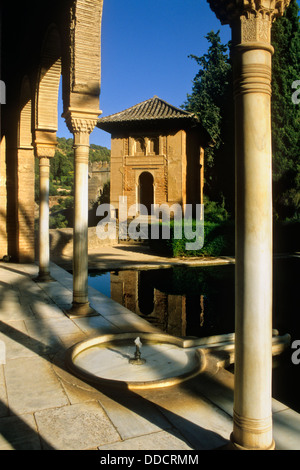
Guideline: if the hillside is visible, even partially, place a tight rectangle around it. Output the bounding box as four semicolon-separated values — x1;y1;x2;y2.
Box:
34;137;111;228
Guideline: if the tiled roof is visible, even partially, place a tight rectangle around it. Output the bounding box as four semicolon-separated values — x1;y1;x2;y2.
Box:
97;96;200;132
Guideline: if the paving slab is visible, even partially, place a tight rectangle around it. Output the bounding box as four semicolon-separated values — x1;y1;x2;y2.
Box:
72;314;120;335
24;317;83;355
273;408;300;450
34;402;121;450
0;365;8;418
98;429;193;451
0;320;40;360
97;391;173;441
139;384;231;450
4;356;69;414
0;259;299;451
0;412;42;450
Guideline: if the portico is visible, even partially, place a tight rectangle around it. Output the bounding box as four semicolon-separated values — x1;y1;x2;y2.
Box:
0;0;104;315
0;0;294;451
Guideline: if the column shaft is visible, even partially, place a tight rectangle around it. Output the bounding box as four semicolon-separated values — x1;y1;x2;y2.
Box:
62;110;100;317
207;0;291;451
38;156;51;280
73;133;89;306
232;45;274;450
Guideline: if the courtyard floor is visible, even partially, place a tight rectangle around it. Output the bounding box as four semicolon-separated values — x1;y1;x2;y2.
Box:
0;244;299;451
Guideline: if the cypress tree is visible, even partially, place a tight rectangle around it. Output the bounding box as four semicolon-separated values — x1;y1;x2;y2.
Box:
271;0;300;220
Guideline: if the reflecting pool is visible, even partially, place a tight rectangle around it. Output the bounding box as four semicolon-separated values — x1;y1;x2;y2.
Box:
88;257;300;412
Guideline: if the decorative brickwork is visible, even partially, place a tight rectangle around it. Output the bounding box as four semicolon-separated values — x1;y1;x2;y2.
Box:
97;97;208;219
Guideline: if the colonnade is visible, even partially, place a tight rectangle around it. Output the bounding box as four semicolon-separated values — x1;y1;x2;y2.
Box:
34;112;100;317
28;0;292;450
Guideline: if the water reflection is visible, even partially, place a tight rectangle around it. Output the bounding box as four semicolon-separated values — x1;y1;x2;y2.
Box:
88;258;300;412
89;264;236;338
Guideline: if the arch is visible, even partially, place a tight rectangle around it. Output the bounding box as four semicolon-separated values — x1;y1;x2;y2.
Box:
17;75;35;262
68;0;103;96
138;271;154;316
139;171;154;214
135;137;146;156
149;137;159;155
19;76;32;148
35;24;62;131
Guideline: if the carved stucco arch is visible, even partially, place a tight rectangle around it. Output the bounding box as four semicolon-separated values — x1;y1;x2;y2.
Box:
62;0;103;133
19;76;33;148
35;24;62;133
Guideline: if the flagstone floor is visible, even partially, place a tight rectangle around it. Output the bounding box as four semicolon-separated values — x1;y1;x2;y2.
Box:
0;258;299;450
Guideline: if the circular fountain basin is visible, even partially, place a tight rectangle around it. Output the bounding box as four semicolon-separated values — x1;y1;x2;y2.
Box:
66;332;205;390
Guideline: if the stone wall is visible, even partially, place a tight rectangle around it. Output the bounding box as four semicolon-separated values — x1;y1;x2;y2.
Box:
88;161;110;208
49;226;117;261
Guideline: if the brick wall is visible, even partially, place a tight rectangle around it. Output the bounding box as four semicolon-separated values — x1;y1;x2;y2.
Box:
0;136;7;258
17;148;35;262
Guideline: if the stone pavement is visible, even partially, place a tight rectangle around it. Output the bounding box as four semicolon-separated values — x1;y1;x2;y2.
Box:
0;257;299;450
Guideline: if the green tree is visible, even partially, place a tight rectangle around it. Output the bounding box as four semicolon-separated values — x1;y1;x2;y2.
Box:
89;144;111;162
184;7;300;222
271;0;300;220
183;31;235;216
50;150;73;181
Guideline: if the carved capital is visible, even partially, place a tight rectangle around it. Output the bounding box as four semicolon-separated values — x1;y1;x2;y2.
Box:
35;145;57;158
207;1;291;28
34;130;57;158
63;108;101;135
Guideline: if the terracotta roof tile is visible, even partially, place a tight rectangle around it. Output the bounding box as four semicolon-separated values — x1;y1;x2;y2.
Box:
97;96;199;132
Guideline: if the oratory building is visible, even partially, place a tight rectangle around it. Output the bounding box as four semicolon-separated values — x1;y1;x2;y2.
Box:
97;96;209;218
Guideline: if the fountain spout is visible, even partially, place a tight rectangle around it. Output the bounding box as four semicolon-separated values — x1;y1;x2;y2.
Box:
129;337;146;365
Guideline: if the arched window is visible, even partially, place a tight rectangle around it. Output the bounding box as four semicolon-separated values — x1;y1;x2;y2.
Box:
135;138;146;155
149;137;159;155
139;171;154;213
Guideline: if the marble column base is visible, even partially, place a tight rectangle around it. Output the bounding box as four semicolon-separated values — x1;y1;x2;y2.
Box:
228;433;275;451
64;301;98;318
33;271;55;283
216;440;275;451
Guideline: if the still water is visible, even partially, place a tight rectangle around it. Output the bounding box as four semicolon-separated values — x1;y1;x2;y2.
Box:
88;257;300;412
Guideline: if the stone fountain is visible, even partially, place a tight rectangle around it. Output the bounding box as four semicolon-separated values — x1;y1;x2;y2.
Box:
65;332;206;390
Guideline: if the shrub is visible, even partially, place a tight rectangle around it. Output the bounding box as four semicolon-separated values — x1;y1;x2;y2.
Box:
49;212;68;229
149;219;235;258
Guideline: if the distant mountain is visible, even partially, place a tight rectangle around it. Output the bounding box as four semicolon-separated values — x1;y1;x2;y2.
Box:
49;137;111;182
56;137;110;162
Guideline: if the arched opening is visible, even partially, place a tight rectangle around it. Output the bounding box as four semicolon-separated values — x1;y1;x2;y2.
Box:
149;137;159;155
139;171;154;214
135;138;146;156
17;76;35;262
35;25;61;131
138;271;154;316
34;24;62;279
19;77;32;148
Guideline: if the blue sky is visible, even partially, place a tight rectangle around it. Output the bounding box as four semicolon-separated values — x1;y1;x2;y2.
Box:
57;1;231;148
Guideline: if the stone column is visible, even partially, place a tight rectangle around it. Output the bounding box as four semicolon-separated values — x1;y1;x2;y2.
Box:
207;0;290;450
63;110;99;316
34;134;57;282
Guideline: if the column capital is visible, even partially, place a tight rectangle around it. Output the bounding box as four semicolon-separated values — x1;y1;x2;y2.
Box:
63;108;102;135
35;145;57;158
34;130;57;158
207;0;290;25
